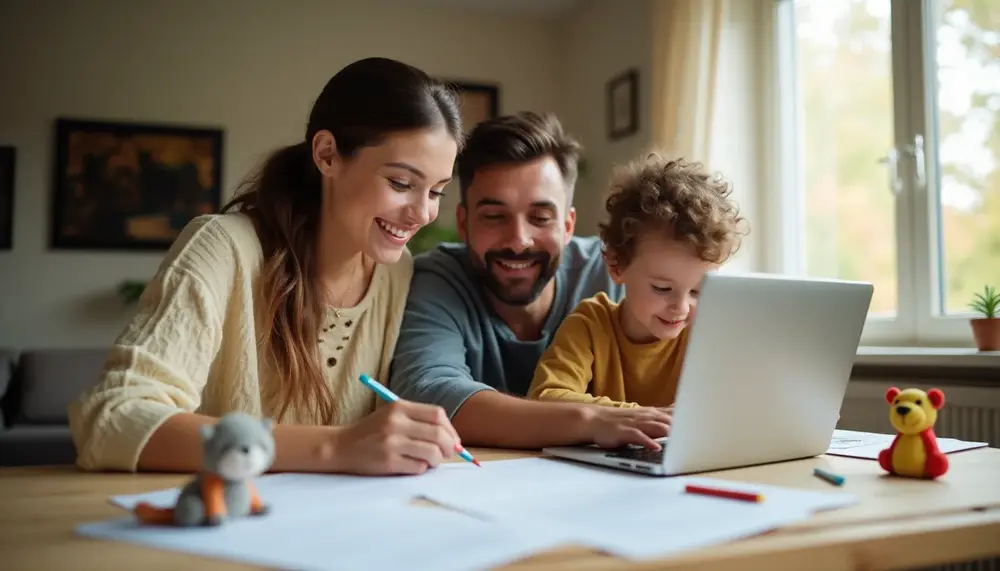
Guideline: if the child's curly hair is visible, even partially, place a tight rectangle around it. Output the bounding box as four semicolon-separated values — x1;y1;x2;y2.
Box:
598;153;749;271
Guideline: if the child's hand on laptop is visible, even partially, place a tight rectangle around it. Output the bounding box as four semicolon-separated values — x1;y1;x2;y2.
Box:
585;407;671;450
657;405;674;426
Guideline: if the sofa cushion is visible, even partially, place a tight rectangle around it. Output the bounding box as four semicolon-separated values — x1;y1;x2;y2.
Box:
16;349;109;424
0;425;77;466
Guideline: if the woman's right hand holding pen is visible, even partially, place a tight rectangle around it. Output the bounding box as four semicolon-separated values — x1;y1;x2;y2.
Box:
328;401;462;475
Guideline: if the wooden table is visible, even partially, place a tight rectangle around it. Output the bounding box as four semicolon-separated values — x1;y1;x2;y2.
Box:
2;447;999;571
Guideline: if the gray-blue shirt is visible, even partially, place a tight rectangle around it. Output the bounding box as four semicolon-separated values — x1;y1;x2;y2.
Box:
389;236;625;417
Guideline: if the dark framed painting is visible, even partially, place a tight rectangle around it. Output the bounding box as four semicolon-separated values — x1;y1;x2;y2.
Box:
0;146;13;250
50;118;224;251
607;68;639;140
443;80;500;133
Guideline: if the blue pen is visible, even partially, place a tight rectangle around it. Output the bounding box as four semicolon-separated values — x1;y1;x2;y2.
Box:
813;467;845;486
358;374;481;467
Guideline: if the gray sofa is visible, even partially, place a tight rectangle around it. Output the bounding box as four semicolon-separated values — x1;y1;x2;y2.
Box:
0;348;108;467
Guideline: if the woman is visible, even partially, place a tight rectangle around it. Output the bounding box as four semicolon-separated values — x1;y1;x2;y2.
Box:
68;57;464;475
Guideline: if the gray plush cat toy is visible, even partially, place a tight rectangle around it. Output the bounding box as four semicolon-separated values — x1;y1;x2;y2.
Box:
133;412;276;527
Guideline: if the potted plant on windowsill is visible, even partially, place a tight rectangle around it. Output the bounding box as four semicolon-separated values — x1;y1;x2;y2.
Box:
969;284;1000;352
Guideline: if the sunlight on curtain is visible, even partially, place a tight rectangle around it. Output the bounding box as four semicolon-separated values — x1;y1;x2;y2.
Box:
650;0;725;162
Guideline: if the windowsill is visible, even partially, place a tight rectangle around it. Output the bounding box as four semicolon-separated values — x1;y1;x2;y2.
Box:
857;346;1000;368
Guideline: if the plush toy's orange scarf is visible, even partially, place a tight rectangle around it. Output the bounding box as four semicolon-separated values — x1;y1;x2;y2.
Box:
132;473;265;526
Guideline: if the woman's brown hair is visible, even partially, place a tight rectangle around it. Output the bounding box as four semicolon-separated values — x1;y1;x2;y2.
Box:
222;58;462;424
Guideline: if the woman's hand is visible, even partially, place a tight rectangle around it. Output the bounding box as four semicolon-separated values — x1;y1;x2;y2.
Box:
583;406;672;450
330;401;461;475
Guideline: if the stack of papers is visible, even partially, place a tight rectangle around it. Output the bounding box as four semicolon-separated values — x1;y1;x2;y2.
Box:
827;429;988;459
410;458;857;559
77;456;858;570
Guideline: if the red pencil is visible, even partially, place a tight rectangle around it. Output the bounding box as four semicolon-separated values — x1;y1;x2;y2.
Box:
685;483;764;503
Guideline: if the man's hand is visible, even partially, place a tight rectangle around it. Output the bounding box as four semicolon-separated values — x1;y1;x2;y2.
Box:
583;406;672;450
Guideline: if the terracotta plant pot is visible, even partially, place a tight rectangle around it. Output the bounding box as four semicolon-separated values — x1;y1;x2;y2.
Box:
970;318;1000;352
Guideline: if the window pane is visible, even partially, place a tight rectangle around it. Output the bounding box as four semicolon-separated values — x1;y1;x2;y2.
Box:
793;0;898;315
931;0;1000;315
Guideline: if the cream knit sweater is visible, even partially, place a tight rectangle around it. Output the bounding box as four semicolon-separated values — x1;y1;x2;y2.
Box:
67;213;413;472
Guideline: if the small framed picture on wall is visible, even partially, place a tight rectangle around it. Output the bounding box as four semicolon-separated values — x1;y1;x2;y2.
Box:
0;145;14;250
441;80;500;133
607;68;639;141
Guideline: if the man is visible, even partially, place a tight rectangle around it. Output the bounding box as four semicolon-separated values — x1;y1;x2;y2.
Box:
389;111;670;450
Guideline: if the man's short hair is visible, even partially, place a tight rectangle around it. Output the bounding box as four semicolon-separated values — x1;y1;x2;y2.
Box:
456;111;583;206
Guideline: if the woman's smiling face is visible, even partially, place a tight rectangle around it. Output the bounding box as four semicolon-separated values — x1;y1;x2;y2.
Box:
318;126;458;264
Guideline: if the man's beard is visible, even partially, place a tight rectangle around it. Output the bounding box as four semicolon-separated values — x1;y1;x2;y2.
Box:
470;248;560;306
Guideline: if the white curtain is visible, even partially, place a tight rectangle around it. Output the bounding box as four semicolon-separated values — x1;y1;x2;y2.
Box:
650;0;725;163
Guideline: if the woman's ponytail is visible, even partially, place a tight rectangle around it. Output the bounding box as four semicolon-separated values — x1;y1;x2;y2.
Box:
223;142;333;424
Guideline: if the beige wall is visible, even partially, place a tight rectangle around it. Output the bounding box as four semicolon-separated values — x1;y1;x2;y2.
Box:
0;0;764;349
556;0;766;270
556;0;653;235
0;0;563;349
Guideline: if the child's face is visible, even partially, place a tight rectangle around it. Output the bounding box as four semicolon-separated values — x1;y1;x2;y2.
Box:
608;235;719;342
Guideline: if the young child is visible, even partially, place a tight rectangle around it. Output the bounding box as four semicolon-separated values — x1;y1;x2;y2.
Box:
527;153;748;408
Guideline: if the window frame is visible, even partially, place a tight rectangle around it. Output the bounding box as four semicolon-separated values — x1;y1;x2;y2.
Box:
770;0;980;348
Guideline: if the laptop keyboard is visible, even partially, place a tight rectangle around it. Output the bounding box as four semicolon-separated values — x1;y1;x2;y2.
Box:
605;445;664;464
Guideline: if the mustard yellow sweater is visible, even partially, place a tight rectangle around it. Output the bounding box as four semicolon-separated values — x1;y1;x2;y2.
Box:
527;292;689;408
67;213;413;472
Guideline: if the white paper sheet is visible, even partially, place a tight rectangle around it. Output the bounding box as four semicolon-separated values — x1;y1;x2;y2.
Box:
97;457;859;565
413;458;857;559
110;462;481;512
78;502;574;571
499;494;808;560
428;478;816;560
826;429;988;459
409;457;656;516
411;458;856;517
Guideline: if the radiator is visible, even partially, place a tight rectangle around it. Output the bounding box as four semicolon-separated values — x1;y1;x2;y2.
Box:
840;379;1000;571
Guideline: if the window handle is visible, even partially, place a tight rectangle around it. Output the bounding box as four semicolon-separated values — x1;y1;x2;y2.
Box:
904;134;926;189
878;149;903;195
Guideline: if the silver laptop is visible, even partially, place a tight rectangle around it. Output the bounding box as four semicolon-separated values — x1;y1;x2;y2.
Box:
542;271;873;476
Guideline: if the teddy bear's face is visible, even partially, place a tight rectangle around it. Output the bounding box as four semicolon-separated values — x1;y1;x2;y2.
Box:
887;388;941;434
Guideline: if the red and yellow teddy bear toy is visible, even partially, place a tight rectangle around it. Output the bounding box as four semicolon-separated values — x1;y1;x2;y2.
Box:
877;386;949;479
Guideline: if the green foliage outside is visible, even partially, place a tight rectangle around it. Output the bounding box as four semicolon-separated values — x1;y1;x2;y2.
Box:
795;0;1000;316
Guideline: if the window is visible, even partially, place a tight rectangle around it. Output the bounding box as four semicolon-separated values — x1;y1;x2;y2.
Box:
774;0;1000;346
